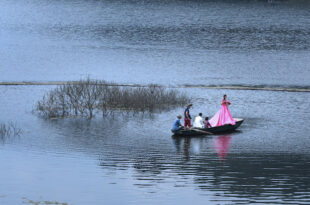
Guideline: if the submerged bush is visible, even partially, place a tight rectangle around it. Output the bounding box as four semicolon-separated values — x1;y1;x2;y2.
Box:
36;79;189;119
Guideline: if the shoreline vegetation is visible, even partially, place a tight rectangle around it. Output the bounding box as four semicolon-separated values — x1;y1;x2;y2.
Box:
0;81;309;92
35;78;189;119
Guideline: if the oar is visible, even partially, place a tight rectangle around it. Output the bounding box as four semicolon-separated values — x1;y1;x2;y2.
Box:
191;128;213;135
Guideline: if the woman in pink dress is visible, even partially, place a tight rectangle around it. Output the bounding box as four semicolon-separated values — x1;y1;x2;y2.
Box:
209;94;236;127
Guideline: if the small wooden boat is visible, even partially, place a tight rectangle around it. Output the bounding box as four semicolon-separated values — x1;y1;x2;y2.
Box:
171;118;244;136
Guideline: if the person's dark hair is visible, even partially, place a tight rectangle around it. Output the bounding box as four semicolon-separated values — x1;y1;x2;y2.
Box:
205;117;209;120
199;113;202;116
223;94;227;99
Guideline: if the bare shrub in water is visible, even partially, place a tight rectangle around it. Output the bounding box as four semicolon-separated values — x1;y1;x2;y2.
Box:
36;79;189;119
101;84;188;113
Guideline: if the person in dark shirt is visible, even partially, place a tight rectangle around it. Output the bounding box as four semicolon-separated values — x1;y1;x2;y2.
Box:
184;103;192;129
172;115;183;131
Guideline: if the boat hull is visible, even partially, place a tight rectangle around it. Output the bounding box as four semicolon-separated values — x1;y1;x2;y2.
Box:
171;118;244;136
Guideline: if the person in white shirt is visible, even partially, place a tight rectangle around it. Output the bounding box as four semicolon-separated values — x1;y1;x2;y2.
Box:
193;113;203;128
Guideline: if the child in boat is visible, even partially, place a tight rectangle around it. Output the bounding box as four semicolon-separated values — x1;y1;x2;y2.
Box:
193;113;203;128
203;117;212;128
172;115;183;131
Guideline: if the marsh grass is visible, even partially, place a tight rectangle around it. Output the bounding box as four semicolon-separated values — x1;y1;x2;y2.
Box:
0;122;22;140
22;197;68;205
36;78;189;119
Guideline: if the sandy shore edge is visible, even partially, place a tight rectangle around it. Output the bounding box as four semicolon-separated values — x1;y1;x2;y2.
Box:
0;81;309;92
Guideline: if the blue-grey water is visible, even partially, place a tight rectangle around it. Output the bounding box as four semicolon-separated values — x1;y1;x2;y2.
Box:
1;0;310;204
1;0;310;87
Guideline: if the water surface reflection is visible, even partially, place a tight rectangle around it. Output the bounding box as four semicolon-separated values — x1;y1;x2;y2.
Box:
1;86;310;204
213;135;232;161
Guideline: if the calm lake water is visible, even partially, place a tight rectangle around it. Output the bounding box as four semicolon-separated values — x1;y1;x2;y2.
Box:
1;0;310;204
1;0;310;87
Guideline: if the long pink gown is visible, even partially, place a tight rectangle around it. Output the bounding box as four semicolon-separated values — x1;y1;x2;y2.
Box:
209;99;236;127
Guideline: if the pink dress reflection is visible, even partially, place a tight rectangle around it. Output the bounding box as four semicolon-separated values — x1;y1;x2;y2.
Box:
213;135;231;160
209;98;236;127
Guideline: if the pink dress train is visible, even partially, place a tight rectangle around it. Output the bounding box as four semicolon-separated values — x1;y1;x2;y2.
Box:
209;99;236;127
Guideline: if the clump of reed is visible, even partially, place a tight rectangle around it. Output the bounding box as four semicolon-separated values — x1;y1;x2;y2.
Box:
0;122;22;139
36;78;189;119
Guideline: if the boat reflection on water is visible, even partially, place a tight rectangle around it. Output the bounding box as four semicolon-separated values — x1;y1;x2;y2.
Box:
172;136;206;161
213;135;232;161
172;134;232;161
